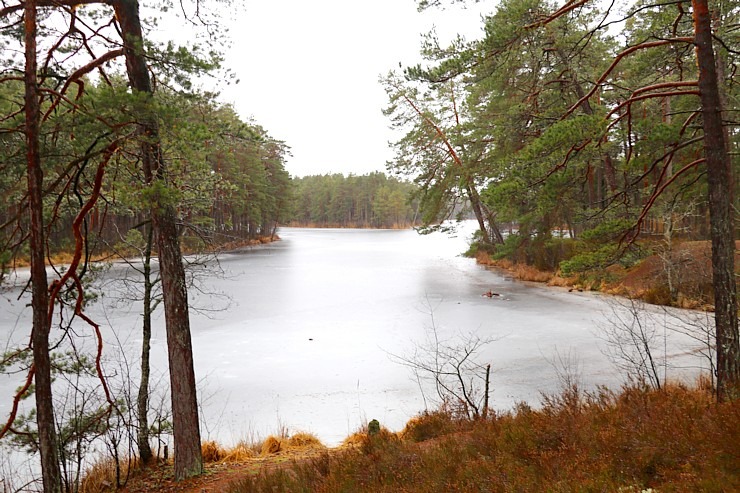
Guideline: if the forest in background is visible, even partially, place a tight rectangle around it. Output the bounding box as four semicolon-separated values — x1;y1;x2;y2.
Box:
288;173;420;228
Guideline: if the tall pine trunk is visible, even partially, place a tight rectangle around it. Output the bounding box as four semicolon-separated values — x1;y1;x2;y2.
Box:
113;0;203;478
692;0;739;401
25;1;62;490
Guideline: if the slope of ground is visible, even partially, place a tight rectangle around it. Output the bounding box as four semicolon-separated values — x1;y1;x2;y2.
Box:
103;385;738;493
478;240;740;309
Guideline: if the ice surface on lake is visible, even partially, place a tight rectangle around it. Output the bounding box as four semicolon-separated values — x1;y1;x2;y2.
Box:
0;222;710;448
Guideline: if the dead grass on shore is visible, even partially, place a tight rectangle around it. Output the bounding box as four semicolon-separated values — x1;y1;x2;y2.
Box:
78;383;738;493
83;432;326;493
226;383;739;493
5;235;280;270
476;253;561;284
476;241;740;310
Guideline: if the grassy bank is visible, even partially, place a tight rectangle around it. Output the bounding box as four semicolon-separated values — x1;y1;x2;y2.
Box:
474;240;740;311
224;384;737;493
89;383;738;493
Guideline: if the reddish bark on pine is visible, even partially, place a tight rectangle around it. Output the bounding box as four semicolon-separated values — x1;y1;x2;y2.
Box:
25;1;62;491
692;0;739;401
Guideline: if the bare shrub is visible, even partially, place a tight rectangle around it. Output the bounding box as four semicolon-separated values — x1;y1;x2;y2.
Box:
599;298;667;389
599;297;716;391
388;298;502;420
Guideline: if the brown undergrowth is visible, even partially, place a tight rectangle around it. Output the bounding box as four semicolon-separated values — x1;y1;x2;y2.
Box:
225;384;738;492
211;235;279;253
80;384;738;492
88;432;326;493
476;240;740;310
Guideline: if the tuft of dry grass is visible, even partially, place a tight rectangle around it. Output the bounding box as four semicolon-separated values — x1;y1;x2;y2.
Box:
260;436;283;456
78;456;139;493
286;432;325;450
341;422;399;448
202;440;227;463
221;442;257;462
399;410;467;443
340;431;366;448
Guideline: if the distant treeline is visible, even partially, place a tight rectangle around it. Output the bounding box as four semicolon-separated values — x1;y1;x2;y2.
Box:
288;172;420;228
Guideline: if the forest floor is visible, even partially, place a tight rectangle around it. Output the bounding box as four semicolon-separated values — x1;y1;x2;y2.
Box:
115;447;328;493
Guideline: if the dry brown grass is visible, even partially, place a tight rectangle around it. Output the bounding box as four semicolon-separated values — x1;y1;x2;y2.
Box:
79;382;737;493
260;436;283;456
340;431;366;448
286;432;325;450
340;424;399;450
398;410;467;442
214;235;279;253
227;382;739;493
253;432;327;457
547;274;577;287
10;250;117;269
474;251;494;265
479;256;555;283
78;456;139;493
201;440;227;463
220;442;257;462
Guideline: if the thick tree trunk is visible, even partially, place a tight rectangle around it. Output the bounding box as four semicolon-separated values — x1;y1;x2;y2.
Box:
692;0;739;401
25;2;62;491
113;0;203;478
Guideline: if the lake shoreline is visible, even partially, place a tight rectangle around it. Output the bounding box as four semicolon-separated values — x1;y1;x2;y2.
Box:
472;241;735;312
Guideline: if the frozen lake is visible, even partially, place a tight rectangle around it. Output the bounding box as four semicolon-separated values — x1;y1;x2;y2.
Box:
0;224;711;451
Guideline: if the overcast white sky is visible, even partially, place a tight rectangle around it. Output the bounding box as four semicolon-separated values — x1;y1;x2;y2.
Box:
212;1;493;177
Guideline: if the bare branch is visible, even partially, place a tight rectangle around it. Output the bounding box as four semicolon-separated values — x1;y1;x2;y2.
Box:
563;39;694;120
525;0;590;29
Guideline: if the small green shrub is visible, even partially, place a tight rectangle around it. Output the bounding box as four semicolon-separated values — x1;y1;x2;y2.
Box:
492;233;524;261
464;230;497;257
